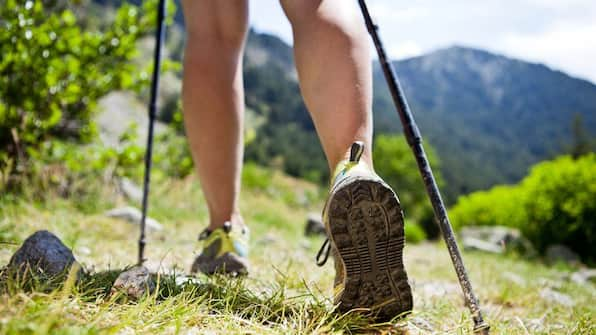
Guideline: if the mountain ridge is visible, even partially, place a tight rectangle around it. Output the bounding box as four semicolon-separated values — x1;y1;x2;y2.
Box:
242;30;596;200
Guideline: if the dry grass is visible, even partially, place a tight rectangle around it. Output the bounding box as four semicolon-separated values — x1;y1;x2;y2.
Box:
0;173;594;334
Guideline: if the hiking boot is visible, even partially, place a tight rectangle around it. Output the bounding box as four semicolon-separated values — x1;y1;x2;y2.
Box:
191;221;249;276
316;141;413;320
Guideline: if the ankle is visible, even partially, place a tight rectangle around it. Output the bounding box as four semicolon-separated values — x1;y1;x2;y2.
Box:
208;212;245;231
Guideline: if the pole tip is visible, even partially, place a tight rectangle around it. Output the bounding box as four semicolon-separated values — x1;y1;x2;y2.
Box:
473;322;490;335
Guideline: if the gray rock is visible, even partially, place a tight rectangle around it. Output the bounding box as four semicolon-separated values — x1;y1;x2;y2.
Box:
545;244;580;264
462;236;504;254
7;230;79;278
305;212;326;236
460;226;535;255
539;287;575;307
570;269;596;285
111;266;155;300
105;206;163;232
119;177;143;203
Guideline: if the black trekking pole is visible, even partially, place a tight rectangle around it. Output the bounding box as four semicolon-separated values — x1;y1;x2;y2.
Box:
356;1;490;333
138;0;167;266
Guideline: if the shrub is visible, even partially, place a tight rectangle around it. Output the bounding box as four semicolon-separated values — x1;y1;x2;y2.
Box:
521;155;596;262
450;185;527;230
450;154;596;263
373;134;443;238
0;0;156;188
405;221;427;244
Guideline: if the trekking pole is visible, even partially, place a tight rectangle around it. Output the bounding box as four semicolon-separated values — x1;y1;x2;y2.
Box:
138;0;167;266
356;1;490;333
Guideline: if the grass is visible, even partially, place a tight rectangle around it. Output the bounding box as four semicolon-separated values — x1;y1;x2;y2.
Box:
0;168;594;334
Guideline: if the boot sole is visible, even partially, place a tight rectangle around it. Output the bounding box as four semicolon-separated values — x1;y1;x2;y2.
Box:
327;178;413;320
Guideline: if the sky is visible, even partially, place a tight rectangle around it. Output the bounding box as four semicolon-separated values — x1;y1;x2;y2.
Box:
248;0;596;84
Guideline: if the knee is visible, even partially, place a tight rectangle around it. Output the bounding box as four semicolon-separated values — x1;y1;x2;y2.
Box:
281;0;364;37
280;0;322;25
183;2;248;50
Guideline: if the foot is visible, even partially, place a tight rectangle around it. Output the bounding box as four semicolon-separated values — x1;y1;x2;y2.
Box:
317;141;413;321
191;221;249;276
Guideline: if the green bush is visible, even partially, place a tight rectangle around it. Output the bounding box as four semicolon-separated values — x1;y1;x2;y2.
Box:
521;155;596;262
0;0;156;188
373;134;443;239
405;221;427;244
450;185;527;230
451;154;596;263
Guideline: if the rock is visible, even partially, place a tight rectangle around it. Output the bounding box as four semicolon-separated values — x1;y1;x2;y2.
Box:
305;212;326;236
105;206;163;232
7;230;79;279
570;269;596;285
119;177;143;203
111;266;155;300
460;226;535;255
462;236;504;254
539;288;574;307
545;244;580;264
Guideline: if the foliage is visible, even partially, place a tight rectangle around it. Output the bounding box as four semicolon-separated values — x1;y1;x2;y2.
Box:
521;155;596;262
0;0;155;186
451;154;596;263
404;220;427;244
373;134;443;237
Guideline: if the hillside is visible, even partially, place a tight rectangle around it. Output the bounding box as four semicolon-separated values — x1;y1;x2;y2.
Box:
241;32;596;201
373;47;596;199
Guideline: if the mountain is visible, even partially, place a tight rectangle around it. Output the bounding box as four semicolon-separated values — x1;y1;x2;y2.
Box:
373;47;596;199
242;33;596;201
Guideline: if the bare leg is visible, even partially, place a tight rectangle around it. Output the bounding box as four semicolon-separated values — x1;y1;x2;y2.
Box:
280;0;373;172
181;0;248;230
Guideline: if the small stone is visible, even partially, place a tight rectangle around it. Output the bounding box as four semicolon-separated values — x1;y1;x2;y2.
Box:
462;236;504;254
105;206;163;232
545;244;580;264
460;226;535;255
7;230;79;279
539;288;575;307
119;177;143;203
305;212;326;236
111;266;155;300
570;269;596;285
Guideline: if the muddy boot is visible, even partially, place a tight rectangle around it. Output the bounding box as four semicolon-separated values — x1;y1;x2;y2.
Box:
316;141;413;321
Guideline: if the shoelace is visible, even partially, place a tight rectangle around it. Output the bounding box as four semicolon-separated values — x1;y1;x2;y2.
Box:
316;238;331;266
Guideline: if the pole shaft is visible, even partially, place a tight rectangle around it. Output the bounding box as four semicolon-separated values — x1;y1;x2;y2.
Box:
356;1;489;333
139;0;167;266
